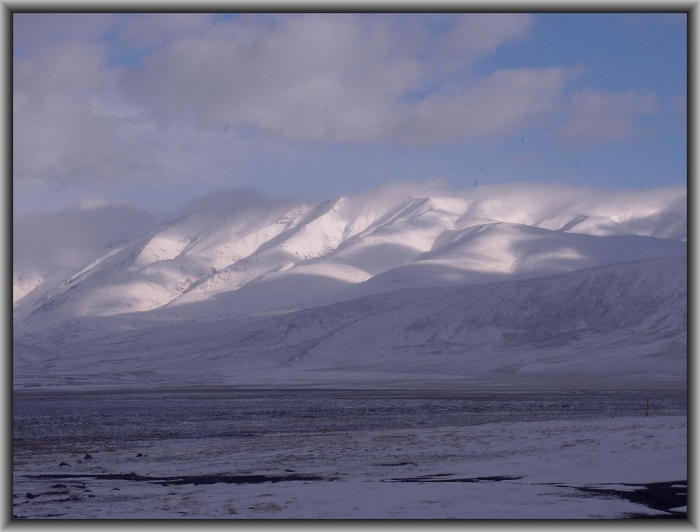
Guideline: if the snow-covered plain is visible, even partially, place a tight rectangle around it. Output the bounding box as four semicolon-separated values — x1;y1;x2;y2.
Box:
13;411;686;519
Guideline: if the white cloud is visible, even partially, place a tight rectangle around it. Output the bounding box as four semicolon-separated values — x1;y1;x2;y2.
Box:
398;67;578;145
14;204;157;279
12;40;202;193
13;42;111;176
13;13;118;54
122;14;418;138
670;93;687;132
554;89;658;145
431;13;533;73
117;13;217;48
12;13;672;213
121;14;541;144
77;194;127;211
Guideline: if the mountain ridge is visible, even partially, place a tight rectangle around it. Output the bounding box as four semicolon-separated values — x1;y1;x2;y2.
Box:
14;254;686;390
13;183;687;390
13;184;687;331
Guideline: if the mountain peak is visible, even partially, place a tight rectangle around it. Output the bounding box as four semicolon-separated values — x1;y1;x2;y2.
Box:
14;184;686;332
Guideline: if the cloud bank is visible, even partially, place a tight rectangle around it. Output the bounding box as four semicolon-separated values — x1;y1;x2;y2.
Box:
13;13;672;211
119;14;545;143
555;89;658;145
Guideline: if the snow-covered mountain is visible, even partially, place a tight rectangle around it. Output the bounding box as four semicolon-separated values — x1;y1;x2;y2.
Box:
13;183;687;389
13;204;157;306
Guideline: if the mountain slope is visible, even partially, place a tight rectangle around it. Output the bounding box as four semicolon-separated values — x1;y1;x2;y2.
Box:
13;184;687;390
14;255;687;390
13;205;156;305
14;184;687;332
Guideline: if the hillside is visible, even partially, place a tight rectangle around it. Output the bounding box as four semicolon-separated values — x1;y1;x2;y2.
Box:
13;184;686;330
14;255;686;390
13;184;687;390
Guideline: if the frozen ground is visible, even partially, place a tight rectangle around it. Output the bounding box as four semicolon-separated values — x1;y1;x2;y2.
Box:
13;390;686;520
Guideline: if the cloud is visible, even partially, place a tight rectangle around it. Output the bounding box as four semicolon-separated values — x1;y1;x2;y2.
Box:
121;14;421;137
431;13;533;72
397;67;578;145
14;204;158;280
13;13;673;214
554;89;658;145
76;194;129;211
13;41;114;177
12;40;212;196
13;13;119;54
670;93;687;131
121;14;541;143
117;13;217;49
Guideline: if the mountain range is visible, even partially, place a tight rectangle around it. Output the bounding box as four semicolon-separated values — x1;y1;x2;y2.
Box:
13;183;687;390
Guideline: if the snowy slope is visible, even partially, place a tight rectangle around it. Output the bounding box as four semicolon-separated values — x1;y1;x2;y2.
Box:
13;183;687;389
13;205;156;306
346;221;685;297
14;184;687;332
14;255;686;390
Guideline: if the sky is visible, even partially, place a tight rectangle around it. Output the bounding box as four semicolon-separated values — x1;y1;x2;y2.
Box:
12;12;687;214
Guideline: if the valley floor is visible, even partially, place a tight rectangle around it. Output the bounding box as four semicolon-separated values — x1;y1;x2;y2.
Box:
13;411;686;520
